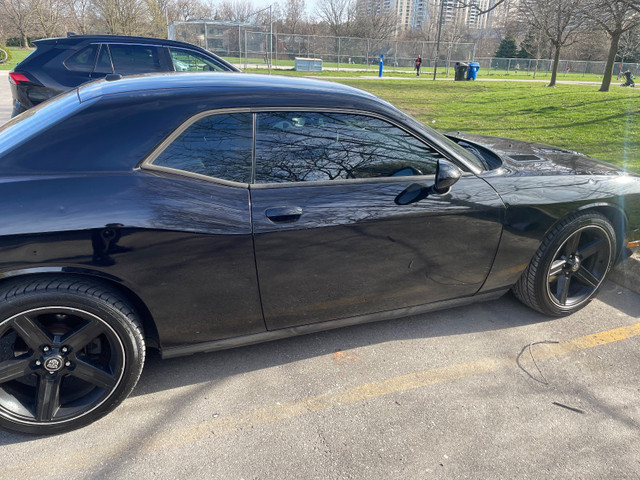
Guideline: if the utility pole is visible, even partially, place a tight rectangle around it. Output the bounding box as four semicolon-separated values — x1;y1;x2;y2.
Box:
433;0;446;81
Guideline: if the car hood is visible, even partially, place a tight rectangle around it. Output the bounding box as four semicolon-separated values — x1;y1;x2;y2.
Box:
447;132;626;177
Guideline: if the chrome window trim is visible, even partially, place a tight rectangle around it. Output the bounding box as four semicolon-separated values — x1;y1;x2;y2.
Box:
140;107;253;188
140;106;472;187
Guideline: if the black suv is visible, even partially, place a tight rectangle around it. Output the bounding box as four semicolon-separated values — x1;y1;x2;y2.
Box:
9;34;240;116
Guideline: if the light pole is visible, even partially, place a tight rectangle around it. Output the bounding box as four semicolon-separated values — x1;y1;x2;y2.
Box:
248;4;273;74
432;0;446;81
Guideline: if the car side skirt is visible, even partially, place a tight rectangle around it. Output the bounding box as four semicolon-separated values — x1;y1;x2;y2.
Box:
160;289;509;359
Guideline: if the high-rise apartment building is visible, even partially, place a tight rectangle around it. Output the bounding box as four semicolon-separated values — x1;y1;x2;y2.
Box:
355;0;519;33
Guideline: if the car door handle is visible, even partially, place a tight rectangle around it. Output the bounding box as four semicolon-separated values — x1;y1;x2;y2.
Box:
265;206;303;223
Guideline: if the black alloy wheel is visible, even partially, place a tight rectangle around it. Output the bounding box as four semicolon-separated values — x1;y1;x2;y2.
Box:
546;224;612;308
513;212;616;316
0;278;145;435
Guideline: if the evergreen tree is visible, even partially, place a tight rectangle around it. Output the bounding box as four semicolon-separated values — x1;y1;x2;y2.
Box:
495;38;517;58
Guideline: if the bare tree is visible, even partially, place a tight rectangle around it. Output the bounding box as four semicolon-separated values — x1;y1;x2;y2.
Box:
172;0;210;22
584;0;640;91
31;0;63;37
352;10;397;41
65;0;93;34
217;0;254;22
519;0;587;87
0;0;34;46
283;0;305;34
315;0;356;37
93;0;146;35
618;25;640;63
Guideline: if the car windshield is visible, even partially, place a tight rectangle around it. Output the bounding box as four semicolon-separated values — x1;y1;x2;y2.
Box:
0;90;80;157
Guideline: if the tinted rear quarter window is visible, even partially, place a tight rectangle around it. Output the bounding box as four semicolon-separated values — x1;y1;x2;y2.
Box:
64;44;98;72
109;44;163;74
153;113;253;183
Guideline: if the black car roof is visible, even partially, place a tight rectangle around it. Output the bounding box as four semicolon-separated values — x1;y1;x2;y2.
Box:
77;72;385;108
33;34;211;50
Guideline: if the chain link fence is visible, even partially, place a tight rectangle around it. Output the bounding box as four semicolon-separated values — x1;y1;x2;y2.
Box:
169;21;638;78
169;21;475;73
479;57;639;78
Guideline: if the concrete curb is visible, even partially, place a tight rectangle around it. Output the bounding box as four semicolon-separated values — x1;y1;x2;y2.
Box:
610;251;640;294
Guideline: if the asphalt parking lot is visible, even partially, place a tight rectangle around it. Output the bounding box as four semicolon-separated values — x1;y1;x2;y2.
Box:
1;73;639;479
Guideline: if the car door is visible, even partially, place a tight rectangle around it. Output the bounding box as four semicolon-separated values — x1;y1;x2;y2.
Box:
250;110;505;331
142;110;266;342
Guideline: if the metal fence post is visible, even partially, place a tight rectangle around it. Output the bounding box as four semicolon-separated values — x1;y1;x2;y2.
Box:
367;39;370;71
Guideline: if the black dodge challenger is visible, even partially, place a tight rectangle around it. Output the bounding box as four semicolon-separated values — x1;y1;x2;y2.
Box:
0;73;638;434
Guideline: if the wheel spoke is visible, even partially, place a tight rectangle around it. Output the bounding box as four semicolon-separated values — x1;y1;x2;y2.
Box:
11;315;52;351
548;259;566;277
0;358;32;384
71;359;117;390
64;319;105;352
574;266;601;289
564;231;582;257
36;375;61;421
577;237;605;260
556;274;571;305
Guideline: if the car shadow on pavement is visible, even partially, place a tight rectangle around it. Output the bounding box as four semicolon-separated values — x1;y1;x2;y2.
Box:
131;292;554;398
1;284;635;446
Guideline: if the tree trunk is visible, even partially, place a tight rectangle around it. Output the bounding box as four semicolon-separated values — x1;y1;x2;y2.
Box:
548;44;561;87
599;32;621;92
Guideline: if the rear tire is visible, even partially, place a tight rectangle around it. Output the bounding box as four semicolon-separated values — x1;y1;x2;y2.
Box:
0;277;145;435
513;212;615;316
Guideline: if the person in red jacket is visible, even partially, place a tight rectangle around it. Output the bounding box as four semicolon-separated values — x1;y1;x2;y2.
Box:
415;56;422;76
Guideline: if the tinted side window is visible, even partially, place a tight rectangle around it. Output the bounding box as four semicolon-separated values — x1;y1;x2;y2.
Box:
255;112;441;183
64;45;98;72
153;113;253;183
168;48;226;72
109;45;163;74
94;44;113;74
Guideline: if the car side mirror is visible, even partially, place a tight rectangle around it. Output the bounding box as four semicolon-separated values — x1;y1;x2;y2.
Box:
431;159;461;195
394;159;461;205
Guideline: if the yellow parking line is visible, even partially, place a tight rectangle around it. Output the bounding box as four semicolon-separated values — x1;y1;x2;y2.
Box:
5;321;640;476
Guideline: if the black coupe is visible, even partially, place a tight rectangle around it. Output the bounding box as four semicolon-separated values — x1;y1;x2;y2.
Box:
0;73;638;435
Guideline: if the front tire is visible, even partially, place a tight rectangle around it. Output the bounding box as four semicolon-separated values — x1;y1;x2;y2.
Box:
513;212;616;316
0;277;145;435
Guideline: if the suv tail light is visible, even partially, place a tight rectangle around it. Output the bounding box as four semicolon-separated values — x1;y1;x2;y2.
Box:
9;72;36;85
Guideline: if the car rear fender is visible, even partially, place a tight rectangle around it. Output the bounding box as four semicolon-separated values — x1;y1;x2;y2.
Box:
0;269;160;349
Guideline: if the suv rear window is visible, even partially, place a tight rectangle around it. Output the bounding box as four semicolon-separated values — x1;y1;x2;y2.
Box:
109;44;163;74
64;45;98;72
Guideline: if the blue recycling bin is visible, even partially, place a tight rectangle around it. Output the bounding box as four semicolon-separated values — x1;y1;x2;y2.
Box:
467;62;480;81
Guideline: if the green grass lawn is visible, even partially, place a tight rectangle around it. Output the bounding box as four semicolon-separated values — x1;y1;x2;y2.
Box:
2;47;636;172
331;79;639;172
0;47;33;70
240;68;639;171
